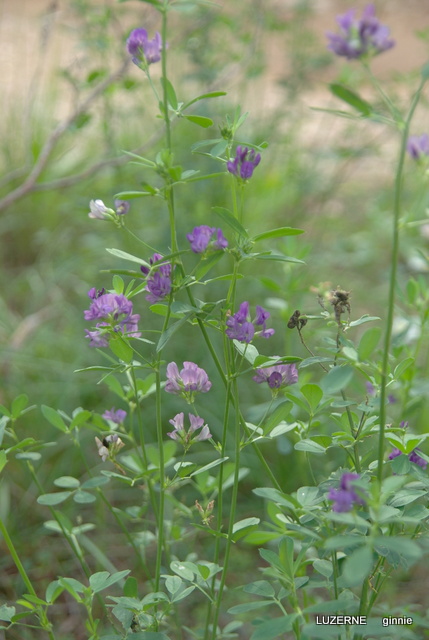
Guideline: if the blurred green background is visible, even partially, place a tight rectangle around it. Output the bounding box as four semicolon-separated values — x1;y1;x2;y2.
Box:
1;0;429;636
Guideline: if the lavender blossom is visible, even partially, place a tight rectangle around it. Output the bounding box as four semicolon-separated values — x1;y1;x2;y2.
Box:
127;28;162;66
327;5;394;60
253;362;298;389
165;361;212;402
226;302;274;343
407;134;429;160
114;200;130;216
95;434;124;462
103;408;127;424
186;226;228;254
328;472;366;513
141;253;172;303
88;199;114;221
167;412;211;448
227;146;261;180
84;290;140;347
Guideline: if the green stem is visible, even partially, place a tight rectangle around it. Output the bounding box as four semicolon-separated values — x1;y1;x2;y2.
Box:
154;368;165;596
377;75;427;484
210;371;241;640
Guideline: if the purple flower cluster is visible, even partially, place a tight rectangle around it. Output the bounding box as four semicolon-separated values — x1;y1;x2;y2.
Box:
226;302;274;343
167;412;211;448
327;5;394;60
253;362;298;389
141;253;172;304
102;408;127;424
127;28;162;66
84;289;140;347
165;361;212;402
187;226;228;254
328;473;366;513
407;134;429;161
227;146;261;180
389;447;427;469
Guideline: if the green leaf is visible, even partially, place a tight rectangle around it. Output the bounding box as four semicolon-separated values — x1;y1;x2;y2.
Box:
421;60;429;80
252;227;304;242
11;394;28;419
89;570;130;594
389;489;426;507
81;476;110;489
300;384;323;412
342;545;374;586
41;405;68;432
109;335;133;363
312;559;333;578
321;365;354;394
183;114;213;128
156;314;192;353
164;78;178;109
170;585;195;603
113;190;155;199
112;275;124;295
263;401;293;432
106;248;147;268
0;451;7;474
165;576;182;595
348;315;380;327
213;206;249;239
394;357;414;379
170;561;194;581
373;536;422;566
0;604;15;622
37;491;72;506
194;251;224;281
259;548;284;573
228;600;273;614
329;83;372;116
294;439;326;454
73;490;96;504
54;476;80;489
248;252;304;264
182;91;226;110
232;517;260;541
250;615;295;639
233;340;259;365
358;327;381;361
190;457;228;476
45;581;63;604
253;487;297;510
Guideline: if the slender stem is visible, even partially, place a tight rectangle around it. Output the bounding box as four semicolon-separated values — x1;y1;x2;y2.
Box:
154;368;166;599
0;517;38;597
377;75;427;483
210;371;241;640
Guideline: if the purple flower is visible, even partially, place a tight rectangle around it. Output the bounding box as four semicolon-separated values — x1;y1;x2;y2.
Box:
327;5;394;60
141;253;172;303
366;381;376;396
389;447;427;469
84;291;140;347
227;146;261;180
186;226;228;254
407;134;429;160
167;412;211;448
328;472;366;513
226;302;274;343
127;28;162;66
103;408;127;424
165;361;212;402
114;200;130;216
253;362;298;389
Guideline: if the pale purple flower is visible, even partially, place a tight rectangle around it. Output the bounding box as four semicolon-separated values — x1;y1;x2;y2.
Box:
88;199;114;221
114;200;130;216
103;408;127;424
226;302;274;343
407;134;429;160
187;226;228;254
165;361;212;402
167;412;211;448
95;434;124;462
328;472;366;513
227;146;261;180
327;5;394;60
127;28;162;66
141;253;172;303
366;381;375;395
253;362;298;389
84;290;140;347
